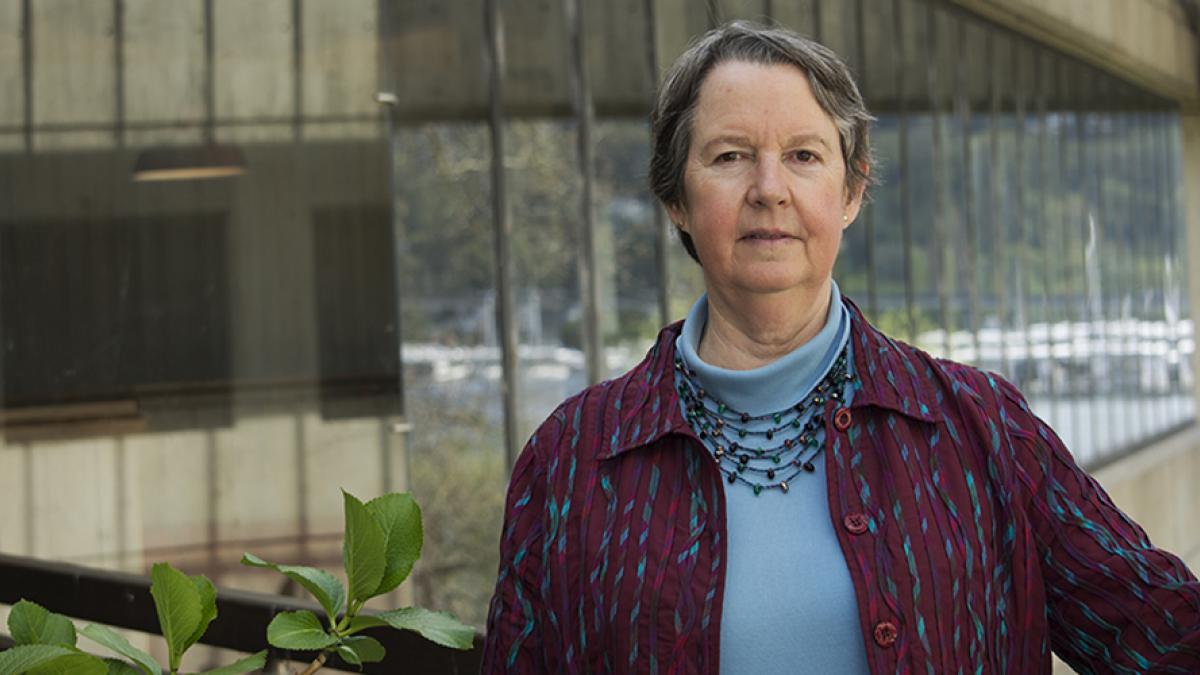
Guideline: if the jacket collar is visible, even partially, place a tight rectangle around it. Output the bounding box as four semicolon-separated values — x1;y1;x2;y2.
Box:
599;295;942;460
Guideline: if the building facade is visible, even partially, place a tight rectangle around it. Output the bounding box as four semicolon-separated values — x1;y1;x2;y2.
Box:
1;1;1199;670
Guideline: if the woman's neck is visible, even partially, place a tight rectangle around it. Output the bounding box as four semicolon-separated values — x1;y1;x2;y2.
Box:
697;282;834;371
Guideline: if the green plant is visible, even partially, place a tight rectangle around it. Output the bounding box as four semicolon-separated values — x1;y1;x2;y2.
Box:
0;490;471;675
241;490;474;673
0;571;266;675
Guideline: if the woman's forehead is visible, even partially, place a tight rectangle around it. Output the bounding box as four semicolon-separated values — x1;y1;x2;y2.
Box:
692;61;838;141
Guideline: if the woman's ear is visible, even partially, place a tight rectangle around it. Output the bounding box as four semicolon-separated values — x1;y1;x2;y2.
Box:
842;162;870;228
666;201;689;234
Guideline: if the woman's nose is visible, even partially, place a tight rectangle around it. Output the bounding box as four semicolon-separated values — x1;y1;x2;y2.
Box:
748;157;789;207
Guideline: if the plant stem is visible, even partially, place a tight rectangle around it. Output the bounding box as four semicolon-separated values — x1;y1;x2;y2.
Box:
298;652;326;675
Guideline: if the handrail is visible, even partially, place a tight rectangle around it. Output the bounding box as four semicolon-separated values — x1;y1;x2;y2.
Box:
0;552;483;674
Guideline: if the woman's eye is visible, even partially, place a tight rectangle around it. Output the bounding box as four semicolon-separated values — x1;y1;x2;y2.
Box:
715;151;739;163
795;150;815;162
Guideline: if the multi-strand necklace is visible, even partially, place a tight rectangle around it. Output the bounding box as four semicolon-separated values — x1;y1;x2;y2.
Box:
675;344;854;496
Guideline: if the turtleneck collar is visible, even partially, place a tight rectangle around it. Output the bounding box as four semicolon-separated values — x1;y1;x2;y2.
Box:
674;281;850;415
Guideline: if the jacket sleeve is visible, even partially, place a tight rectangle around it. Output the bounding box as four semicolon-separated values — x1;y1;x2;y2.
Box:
994;375;1200;673
481;414;559;673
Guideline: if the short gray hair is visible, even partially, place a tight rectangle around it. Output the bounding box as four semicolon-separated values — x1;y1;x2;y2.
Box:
649;21;876;263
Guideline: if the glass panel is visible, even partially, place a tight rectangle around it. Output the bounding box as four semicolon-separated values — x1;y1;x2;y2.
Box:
390;123;504;628
0;0;22;149
123;0;206;142
505;118;585;442
594;119;661;375
32;0;116;150
2;0;400;626
213;0;292;143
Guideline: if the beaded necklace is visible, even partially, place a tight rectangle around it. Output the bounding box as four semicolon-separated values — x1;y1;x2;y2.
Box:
675;344;854;495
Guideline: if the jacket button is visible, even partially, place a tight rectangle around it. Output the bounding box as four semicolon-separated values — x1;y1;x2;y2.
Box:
843;513;869;535
873;621;898;647
833;407;852;431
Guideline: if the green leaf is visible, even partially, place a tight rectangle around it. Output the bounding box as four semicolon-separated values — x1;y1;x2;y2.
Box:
149;562;203;672
0;645;74;674
195;650;267;675
26;652;108;675
373;607;475;650
103;660;143;675
240;553;345;622
343;615;386;635
182;575;217;657
342;490;386;602
79;624;161;675
365;493;423;596
8;599;77;647
265;611;338;651
334;644;361;668
340;636;385;664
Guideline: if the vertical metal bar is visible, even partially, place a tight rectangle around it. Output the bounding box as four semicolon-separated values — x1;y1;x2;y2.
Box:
206;431;219;569
1142;106;1162;434
23;446;34;553
1137;105;1155;437
21;0;32;153
925;4;949;357
956;17;980;363
855;0;876;317
1124;98;1140;445
1153;110;1174;427
566;0;603;385
989;32;1009;376
1166;115;1189;423
115;439;128;568
114;0;124;148
292;0;303;143
294;413;309;559
1076;64;1098;457
706;0;721;29
1151;110;1168;430
893;0;915;342
1034;49;1058;429
645;0;670;328
812;0;823;43
1013;44;1031;393
203;0;215;143
1056;56;1081;449
1093;77;1117;456
484;0;521;468
376;1;410;493
1127;103;1144;440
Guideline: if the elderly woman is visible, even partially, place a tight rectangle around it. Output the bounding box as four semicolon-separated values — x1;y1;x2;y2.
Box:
483;21;1200;674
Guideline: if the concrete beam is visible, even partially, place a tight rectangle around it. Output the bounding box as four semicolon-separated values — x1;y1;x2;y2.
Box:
948;0;1200;108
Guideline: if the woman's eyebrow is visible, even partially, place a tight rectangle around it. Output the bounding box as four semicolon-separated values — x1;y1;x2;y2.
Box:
784;133;832;150
699;132;832;155
699;135;753;154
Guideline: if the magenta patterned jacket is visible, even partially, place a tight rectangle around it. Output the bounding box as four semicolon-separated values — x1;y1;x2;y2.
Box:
483;299;1200;674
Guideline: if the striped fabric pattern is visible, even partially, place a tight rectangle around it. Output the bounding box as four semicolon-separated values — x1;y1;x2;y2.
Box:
483;298;1200;674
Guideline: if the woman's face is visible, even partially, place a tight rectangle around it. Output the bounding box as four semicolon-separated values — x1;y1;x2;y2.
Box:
668;60;864;300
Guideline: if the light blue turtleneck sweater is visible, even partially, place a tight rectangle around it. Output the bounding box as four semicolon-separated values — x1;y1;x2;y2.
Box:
674;283;870;675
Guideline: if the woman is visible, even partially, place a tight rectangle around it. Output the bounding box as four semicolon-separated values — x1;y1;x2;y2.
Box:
483;21;1200;674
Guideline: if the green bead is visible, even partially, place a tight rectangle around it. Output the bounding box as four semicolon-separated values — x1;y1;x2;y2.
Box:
792;420;801;428
753;485;763;496
718;403;726;414
738;430;746;438
772;455;780;463
773;413;782;424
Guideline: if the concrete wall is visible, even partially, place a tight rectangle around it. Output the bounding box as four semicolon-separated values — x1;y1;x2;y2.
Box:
949;0;1200;106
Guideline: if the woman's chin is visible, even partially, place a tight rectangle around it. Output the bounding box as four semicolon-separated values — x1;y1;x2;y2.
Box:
717;272;825;298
